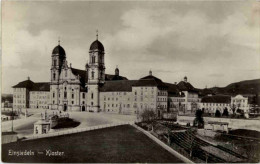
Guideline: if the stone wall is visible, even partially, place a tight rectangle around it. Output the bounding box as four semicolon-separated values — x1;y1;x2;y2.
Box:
177;115;260;131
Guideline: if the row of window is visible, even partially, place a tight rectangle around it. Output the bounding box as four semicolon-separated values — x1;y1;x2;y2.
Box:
104;103;131;108
31;96;49;99
14;100;25;104
202;103;230;106
157;98;167;102
30;101;48;105
232;99;247;103
14;105;25;108
158;92;167;96
31;92;49;95
103;92;128;96
14;95;25;98
13;88;26;92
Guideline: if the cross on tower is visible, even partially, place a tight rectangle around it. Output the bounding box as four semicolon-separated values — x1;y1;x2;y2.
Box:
96;30;98;40
58;37;61;45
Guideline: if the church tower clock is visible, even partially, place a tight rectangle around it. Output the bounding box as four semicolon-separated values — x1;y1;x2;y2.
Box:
86;32;105;112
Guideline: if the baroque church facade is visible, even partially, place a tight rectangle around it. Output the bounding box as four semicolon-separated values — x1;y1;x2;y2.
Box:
13;35;201;115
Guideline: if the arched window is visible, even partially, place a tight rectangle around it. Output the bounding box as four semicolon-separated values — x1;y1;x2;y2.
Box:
91;93;94;99
53;73;56;80
54;59;57;66
82;93;85;99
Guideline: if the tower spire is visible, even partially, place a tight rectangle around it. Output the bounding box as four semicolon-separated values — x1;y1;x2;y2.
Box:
58;37;60;45
96;30;98;40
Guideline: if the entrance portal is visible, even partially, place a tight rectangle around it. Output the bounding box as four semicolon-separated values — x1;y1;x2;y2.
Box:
82;106;85;111
63;104;67;111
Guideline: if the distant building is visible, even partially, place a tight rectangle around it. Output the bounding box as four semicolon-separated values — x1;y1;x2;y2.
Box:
199;95;231;115
231;94;250;113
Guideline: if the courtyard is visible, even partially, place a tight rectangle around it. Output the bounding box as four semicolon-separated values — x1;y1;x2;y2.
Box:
2;125;184;163
1;108;137;137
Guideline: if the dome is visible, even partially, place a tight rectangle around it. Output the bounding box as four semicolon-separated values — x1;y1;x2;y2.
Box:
90;40;104;51
52;45;66;57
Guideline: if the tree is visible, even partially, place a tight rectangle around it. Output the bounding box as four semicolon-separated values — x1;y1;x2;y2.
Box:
140;109;156;122
231;104;236;114
222;107;229;117
215;109;221;117
193;109;204;128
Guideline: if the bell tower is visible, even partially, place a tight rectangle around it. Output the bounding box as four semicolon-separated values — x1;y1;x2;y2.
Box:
86;31;105;112
50;39;66;110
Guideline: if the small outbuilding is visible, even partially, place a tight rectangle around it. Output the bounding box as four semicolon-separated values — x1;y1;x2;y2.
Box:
33;119;51;135
204;121;229;133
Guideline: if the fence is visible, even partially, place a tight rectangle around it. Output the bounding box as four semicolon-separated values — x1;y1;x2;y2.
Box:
24;121;135;141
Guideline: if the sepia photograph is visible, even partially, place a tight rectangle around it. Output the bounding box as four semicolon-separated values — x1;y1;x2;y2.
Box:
1;0;260;163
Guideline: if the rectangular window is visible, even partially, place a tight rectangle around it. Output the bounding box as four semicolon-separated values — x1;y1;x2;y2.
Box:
72;93;74;99
82;93;85;99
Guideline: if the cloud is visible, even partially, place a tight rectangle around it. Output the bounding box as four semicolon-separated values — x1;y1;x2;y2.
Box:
2;1;259;94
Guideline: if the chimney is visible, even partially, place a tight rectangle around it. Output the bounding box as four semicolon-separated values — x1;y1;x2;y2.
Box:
149;70;152;76
115;65;119;76
184;76;187;83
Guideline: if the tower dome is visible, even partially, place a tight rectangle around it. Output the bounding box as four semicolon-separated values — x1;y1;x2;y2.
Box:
89;40;104;51
52;45;66;58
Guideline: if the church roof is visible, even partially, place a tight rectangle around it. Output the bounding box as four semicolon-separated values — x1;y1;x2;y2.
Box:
201;95;231;103
90;40;104;51
100;80;138;92
71;68;87;89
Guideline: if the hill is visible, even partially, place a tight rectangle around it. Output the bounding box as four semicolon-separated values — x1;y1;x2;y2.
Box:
197;79;260;96
197;79;260;105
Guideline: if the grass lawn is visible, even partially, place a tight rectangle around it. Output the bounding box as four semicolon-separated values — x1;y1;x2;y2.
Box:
2;125;184;163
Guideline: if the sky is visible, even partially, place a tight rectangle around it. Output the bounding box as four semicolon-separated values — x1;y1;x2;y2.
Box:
2;0;260;94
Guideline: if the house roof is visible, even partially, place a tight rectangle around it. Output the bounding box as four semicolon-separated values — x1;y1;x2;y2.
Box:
31;83;50;91
13;79;50;92
100;80;138;92
134;75;168;88
164;83;183;96
177;81;198;93
105;74;128;81
201;95;231;103
12;79;35;90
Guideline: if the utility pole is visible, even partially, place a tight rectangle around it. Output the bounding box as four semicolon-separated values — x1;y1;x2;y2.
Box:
11;107;14;132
